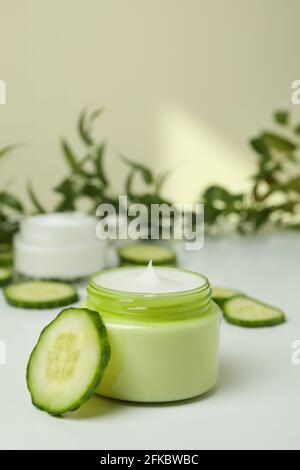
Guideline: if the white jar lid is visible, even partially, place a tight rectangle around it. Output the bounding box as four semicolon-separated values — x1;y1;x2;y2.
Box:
15;212;107;279
20;212;99;246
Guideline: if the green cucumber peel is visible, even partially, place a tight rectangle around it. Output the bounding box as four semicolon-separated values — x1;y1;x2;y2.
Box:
223;295;286;328
0;267;13;286
118;243;176;266
4;280;78;309
26;307;111;416
0;250;13;267
211;286;244;307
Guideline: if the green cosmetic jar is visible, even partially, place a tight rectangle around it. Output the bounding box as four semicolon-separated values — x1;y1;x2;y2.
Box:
83;266;221;402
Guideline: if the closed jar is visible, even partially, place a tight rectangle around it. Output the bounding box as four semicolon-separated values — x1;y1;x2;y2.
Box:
15;212;107;280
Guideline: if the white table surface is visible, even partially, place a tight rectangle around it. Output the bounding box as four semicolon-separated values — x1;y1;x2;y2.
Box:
1;232;299;450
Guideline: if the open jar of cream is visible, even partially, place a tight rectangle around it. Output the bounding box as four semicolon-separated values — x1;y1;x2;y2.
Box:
84;263;221;402
15;212;107;280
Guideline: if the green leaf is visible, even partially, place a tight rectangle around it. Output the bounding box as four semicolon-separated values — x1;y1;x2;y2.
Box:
88;107;105;125
249;137;272;160
133;193;172;206
203;185;243;207
120;155;154;185
54;178;76;211
78;108;104;147
202;185;244;226
0;219;19;244
201;110;300;234
203;204;222;225
78;110;93;146
27;182;46;213
277;201;296;213
0;144;20;159
81;183;102;199
94;143;108;187
252;207;273;231
125;169;136;200
61;140;88;177
262;132;297;152
294;124;300;136
285;176;300;193
273;110;289;126
0;192;23;212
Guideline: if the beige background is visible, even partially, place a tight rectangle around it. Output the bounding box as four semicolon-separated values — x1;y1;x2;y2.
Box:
0;0;299;208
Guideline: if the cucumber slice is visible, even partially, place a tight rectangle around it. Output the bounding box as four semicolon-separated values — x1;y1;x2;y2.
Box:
27;307;110;415
4;281;78;309
0;244;13;267
212;286;244;307
0;249;13;267
0;243;12;253
0;267;12;286
118;243;176;266
223;295;285;327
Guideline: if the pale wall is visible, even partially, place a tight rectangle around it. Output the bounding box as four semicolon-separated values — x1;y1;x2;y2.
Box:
0;0;299;208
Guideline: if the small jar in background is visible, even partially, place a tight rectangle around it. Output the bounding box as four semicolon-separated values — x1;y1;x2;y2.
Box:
15;212;107;280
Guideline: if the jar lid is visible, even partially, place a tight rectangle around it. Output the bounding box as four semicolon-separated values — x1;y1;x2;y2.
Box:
20;212;99;246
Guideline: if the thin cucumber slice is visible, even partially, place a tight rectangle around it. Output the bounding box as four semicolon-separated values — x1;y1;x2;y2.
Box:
26;307;111;415
0;250;13;267
0;267;12;286
0;243;12;253
212;286;244;307
223;295;285;327
118;243;176;266
4;281;78;309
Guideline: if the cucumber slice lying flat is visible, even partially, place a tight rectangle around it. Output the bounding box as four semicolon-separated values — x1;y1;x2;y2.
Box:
4;281;78;309
118;243;176;266
0;250;13;267
0;243;12;252
0;244;13;266
0;267;12;286
27;307;111;415
223;295;285;327
212;286;244;307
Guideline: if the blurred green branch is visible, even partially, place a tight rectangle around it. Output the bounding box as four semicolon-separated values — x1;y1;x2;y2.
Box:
23;106;300;236
0;145;24;243
201;110;300;233
35;109;175;216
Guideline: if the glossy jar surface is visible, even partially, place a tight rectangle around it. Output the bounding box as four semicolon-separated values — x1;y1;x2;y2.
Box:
15;212;107;280
84;267;221;402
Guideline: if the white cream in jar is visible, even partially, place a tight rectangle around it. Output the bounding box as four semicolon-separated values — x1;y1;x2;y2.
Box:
97;260;202;293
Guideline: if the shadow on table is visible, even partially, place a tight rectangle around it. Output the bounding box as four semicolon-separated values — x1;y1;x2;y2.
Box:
66;387;216;420
67;395;121;420
218;350;272;395
67;351;267;418
66;383;218;420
